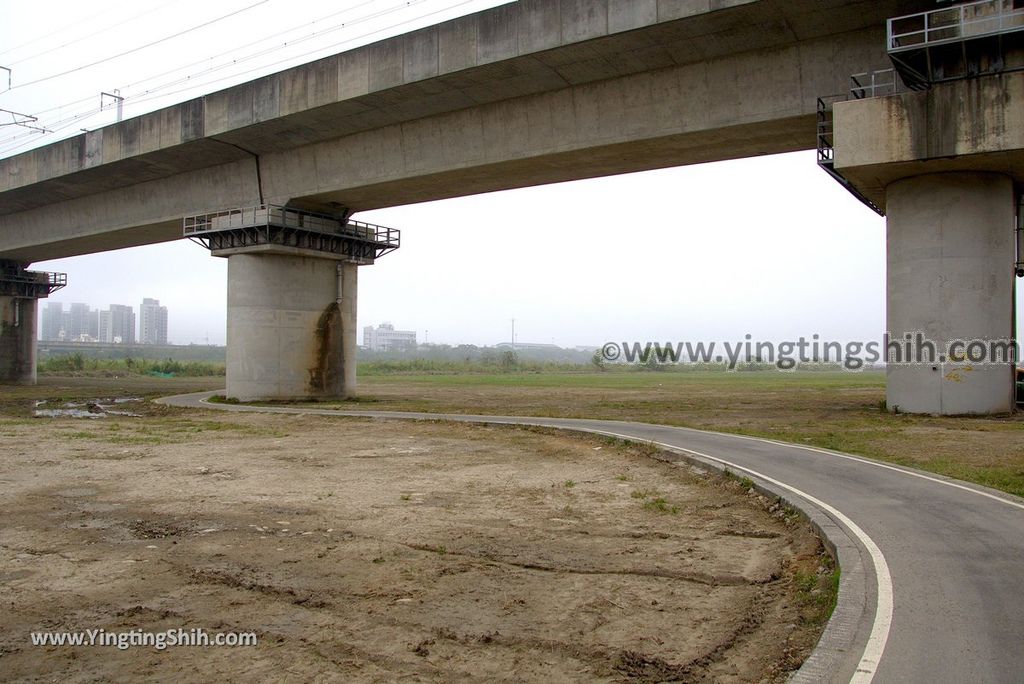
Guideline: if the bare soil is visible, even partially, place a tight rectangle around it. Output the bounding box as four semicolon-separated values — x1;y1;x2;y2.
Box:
0;397;830;682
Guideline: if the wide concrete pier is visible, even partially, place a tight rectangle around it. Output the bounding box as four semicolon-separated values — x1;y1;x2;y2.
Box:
834;70;1024;414
0;296;39;384
0;261;66;384
185;205;393;401
885;173;1017;414
226;255;358;401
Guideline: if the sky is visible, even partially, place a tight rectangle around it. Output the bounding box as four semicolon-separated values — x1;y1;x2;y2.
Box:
2;0;1020;348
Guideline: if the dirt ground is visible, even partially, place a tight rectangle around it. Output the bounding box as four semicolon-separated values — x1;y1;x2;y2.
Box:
0;392;832;683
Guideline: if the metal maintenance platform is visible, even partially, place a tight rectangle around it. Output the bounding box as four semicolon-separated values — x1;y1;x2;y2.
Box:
0;261;67;299
183;205;400;263
888;0;1024;88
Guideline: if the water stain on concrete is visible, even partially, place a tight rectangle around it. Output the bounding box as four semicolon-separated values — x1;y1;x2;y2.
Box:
308;302;341;395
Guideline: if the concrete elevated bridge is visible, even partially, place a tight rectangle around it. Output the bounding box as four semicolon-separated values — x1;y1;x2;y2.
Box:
1;0;1022;413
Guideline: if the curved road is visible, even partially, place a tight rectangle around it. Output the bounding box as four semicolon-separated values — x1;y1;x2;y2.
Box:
159;391;1024;683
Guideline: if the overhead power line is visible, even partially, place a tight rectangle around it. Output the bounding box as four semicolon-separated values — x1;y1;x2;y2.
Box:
0;0;433;149
0;0;136;59
4;0;180;68
0;0;507;157
0;108;50;133
11;0;380;122
8;0;273;91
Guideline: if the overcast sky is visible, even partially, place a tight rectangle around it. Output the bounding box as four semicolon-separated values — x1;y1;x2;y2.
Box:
2;1;1020;347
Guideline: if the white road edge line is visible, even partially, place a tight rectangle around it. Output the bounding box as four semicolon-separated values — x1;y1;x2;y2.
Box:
763;440;1024;512
584;427;893;684
190;393;893;684
596;420;1024;514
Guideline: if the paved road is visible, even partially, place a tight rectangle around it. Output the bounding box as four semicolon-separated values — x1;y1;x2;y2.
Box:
159;391;1024;683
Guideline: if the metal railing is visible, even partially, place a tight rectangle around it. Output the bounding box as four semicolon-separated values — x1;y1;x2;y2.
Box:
889;0;1024;52
0;266;66;296
183;204;399;249
849;69;902;99
816;96;839;165
0;267;65;287
815;93;884;216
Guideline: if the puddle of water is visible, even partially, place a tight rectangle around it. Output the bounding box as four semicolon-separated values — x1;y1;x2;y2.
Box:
33;396;144;419
34;408;105;419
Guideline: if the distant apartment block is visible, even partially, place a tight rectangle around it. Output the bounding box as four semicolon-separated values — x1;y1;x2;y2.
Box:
42;302;138;344
139;298;169;345
99;305;136;344
40;302;99;342
363;322;417;351
41;301;64;341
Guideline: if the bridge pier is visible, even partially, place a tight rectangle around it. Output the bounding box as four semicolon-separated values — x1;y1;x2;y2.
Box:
185;205;399;402
226;254;358;401
0;295;39;384
0;260;67;385
831;71;1024;415
885;173;1017;415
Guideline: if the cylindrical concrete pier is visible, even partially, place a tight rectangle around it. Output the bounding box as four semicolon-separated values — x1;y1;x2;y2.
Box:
886;172;1016;415
0;296;38;384
226;253;358;401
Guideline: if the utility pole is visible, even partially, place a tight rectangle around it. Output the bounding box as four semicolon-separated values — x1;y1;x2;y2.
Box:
101;90;124;122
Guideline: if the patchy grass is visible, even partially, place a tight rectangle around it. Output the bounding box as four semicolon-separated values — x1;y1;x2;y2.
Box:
793;560;841;627
318;371;1024;498
630;489;679;514
8;371;1024;497
642;497;680;514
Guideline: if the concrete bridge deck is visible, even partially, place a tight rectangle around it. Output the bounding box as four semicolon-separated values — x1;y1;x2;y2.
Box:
0;0;930;262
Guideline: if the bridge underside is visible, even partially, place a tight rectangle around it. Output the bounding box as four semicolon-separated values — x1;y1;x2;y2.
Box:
9;0;1019;418
0;0;927;262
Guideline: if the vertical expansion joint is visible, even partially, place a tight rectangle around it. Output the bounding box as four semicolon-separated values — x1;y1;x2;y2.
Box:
211;137;264;204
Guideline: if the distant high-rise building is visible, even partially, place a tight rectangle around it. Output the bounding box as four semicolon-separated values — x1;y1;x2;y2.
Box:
139;298;168;345
68;303;92;341
362;322;417;351
98;310;111;343
41;302;64;341
87;310;99;340
102;304;135;344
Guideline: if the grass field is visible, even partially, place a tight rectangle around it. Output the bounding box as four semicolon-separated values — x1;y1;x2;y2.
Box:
9;369;1023;497
335;370;1024;497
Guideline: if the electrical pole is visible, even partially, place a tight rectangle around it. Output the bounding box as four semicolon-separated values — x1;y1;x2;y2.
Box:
101;90;124;122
